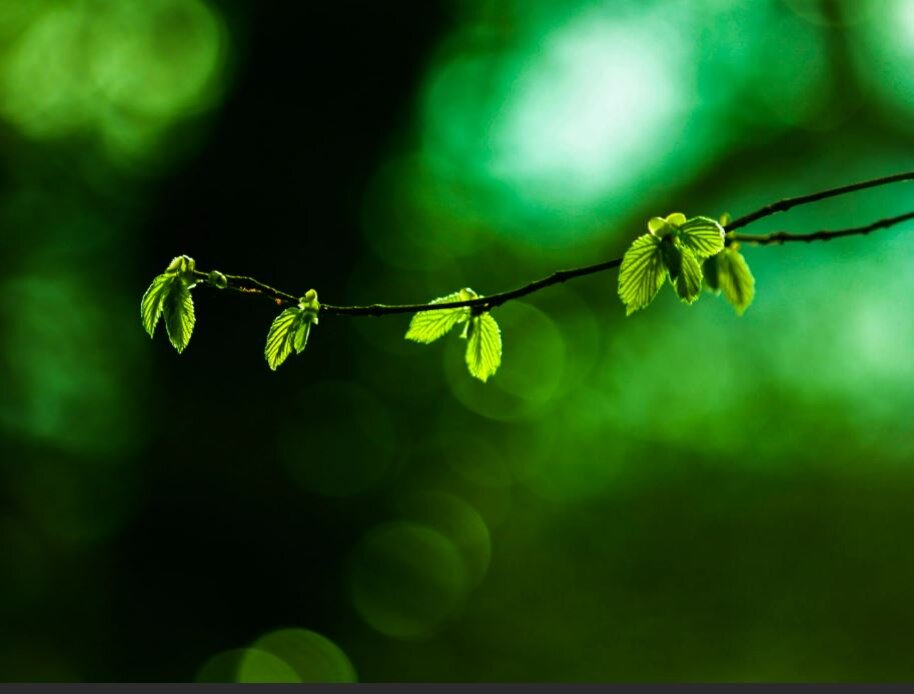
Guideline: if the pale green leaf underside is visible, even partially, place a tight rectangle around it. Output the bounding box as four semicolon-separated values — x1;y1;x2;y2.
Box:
679;216;725;258
164;280;195;353
265;306;309;370
465;313;501;382
618;234;666;315
140;273;174;338
293;320;311;353
718;247;755;314
673;248;703;303
405;291;472;343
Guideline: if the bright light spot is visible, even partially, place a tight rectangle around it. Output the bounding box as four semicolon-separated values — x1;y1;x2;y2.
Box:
0;0;227;162
0;273;144;458
0;6;91;138
418;5;696;242
252;629;357;683
488;14;689;204
348;522;469;640
851;0;914;124
898;0;914;42
89;0;226;119
396;492;492;587
196;648;300;683
842;296;914;387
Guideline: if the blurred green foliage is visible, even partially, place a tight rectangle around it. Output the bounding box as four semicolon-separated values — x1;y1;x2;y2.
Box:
3;0;914;683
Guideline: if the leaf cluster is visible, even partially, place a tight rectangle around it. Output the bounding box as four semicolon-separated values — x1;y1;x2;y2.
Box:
405;288;502;382
265;289;321;370
140;255;199;353
618;213;754;315
141;210;756;383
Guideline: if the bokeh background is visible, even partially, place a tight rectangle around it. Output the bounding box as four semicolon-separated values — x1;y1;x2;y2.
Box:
2;0;914;682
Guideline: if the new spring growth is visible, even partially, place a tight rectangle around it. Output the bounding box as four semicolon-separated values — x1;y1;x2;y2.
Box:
140;254;199;353
263;289;320;370
139;168;914;381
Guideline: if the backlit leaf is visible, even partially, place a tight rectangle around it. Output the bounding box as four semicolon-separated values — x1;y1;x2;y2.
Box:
265;307;304;370
465;312;502;382
405;289;475;343
680;216;725;258
140;273;174;338
163;279;195;353
718;246;755;315
618;234;666;315
293;320;311;354
673;249;703;304
702;253;721;292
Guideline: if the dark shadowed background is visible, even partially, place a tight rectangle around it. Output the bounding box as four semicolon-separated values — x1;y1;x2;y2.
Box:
2;0;914;682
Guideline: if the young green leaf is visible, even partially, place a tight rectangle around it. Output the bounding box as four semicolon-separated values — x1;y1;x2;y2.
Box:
660;237;683;280
673;248;703;303
265;306;304;370
265;295;319;371
140;273;174;338
618;234;667;315
293;320;311;354
647;212;686;238
464;312;502;382
679;216;725;258
166;255;196;275
717;246;755;314
405;288;476;343
163;279;195;353
702;253;721;291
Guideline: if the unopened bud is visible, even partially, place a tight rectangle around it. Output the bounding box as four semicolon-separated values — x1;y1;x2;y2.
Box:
208;270;228;289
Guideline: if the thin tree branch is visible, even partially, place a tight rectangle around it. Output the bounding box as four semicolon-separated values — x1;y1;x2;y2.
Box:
724;170;914;232
190;172;914;316
321;208;914;315
728;210;914;245
192;271;298;305
321;256;624;317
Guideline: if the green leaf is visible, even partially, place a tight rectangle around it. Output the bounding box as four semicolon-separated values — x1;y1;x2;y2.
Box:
293;320;311;354
265;291;320;370
647;217;669;235
405;289;475;343
618;234;666;315
647;212;686;238
665;212;686;227
673;249;703;304
717;246;755;315
702;253;721;292
140;273;174;338
163;279;195;353
166;255;196;275
265;307;303;370
465;312;501;382
660;237;683;279
679;216;725;258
